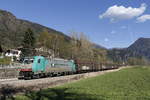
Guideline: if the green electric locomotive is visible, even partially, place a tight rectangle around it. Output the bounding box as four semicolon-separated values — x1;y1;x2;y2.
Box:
19;56;76;79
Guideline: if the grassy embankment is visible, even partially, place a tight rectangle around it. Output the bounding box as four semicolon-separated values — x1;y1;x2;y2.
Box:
16;66;150;100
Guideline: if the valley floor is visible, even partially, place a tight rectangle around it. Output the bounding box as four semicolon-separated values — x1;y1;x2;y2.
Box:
14;66;150;100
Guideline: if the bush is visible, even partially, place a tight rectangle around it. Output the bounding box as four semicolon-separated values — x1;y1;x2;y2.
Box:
0;57;11;65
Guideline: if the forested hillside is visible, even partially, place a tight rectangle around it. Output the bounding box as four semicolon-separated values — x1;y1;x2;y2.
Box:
0;9;69;49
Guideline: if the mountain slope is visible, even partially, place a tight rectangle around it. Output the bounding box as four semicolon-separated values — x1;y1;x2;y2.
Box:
127;38;150;59
0;9;70;48
108;37;150;63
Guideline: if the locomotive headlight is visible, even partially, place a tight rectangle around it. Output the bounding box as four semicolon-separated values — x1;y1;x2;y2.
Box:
52;63;55;67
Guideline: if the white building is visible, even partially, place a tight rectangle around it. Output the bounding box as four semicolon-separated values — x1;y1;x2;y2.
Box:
5;49;21;61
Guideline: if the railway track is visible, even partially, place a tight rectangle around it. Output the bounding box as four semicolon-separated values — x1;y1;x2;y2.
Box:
0;67;127;89
0;78;18;82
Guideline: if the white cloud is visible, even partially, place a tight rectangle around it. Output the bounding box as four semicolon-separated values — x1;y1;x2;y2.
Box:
99;3;146;21
104;38;109;42
137;14;150;22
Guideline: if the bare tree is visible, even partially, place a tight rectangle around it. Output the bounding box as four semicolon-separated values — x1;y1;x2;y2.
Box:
69;31;93;60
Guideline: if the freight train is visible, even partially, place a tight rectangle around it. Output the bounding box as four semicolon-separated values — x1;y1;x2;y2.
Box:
18;56;118;79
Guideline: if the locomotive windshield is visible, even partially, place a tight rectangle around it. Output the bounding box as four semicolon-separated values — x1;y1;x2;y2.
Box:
23;59;33;64
20;57;34;64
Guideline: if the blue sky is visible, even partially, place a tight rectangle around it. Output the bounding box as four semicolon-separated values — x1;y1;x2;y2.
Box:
0;0;150;48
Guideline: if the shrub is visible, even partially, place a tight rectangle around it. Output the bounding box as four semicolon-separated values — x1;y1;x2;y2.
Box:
0;57;12;65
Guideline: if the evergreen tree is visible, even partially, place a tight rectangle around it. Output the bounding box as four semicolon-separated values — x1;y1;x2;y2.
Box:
21;28;35;57
0;45;2;53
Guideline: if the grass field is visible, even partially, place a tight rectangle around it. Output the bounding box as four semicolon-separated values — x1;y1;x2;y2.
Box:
16;66;150;100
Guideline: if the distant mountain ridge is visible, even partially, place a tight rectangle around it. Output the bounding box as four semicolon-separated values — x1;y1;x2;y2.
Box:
92;43;106;49
127;37;150;59
108;37;150;63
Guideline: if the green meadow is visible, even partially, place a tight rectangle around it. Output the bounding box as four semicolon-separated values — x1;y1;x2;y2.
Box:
16;66;150;100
